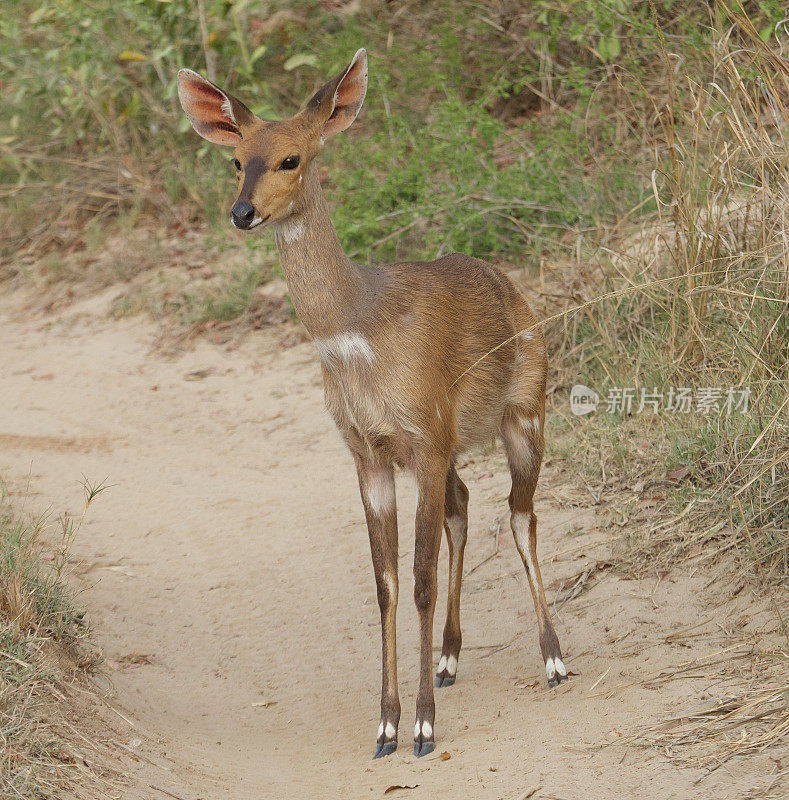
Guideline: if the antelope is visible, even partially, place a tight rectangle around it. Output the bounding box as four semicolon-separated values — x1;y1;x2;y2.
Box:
177;48;567;759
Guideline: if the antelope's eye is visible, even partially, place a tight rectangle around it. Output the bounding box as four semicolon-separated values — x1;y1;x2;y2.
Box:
233;159;241;171
279;155;300;171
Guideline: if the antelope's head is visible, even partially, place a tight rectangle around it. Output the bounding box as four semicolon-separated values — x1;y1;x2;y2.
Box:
177;49;368;230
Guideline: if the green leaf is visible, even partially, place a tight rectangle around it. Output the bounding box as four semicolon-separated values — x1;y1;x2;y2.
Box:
598;35;620;62
284;53;317;71
118;50;148;62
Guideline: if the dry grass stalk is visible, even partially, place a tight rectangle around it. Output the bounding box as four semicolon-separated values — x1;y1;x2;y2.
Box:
542;9;788;583
1;483;124;799
644;675;788;771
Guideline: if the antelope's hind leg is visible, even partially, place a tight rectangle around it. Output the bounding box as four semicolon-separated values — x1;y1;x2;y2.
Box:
501;406;568;688
435;463;468;688
412;454;449;757
355;456;400;758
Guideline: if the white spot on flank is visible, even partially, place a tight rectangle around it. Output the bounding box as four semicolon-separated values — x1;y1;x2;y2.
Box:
274;215;305;244
365;471;395;516
436;403;442;420
545;657;556;681
446;655;457;676
555;657;567;677
315;332;375;366
522;330;534;340
385;721;396;739
437;655;447;673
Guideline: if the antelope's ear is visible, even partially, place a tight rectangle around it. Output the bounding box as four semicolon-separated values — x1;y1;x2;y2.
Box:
177;69;256;146
305;48;368;140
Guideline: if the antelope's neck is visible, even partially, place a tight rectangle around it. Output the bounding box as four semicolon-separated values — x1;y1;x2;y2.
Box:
272;163;369;338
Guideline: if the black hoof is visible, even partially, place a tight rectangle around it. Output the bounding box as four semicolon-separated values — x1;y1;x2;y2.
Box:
374;740;397;759
435;672;456;688
548;677;559;688
414;740;434;758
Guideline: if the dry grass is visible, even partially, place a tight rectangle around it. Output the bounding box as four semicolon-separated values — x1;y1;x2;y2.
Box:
0;482;122;799
540;6;788;584
642;648;788;792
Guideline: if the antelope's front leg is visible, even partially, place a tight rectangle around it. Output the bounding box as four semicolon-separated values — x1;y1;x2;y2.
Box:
413;455;448;757
355;456;400;758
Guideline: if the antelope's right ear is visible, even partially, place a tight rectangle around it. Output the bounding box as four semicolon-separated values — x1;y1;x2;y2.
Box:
177;69;256;146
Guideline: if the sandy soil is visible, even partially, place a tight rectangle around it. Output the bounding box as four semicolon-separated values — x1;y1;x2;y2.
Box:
0;286;783;799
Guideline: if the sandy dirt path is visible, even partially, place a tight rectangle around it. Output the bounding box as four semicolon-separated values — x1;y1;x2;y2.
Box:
0;288;781;799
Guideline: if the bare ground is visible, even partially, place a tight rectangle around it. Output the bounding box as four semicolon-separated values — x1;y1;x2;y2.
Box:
0;285;784;799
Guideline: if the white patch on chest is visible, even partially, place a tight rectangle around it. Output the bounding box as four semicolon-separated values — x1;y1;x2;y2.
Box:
274;216;305;244
315;332;375;366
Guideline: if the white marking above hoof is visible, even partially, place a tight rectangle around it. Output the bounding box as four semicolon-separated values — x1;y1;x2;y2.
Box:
446;655;457;676
414;720;432;740
436;655;447;674
555;657;567;677
545;657;556;681
378;720;396;740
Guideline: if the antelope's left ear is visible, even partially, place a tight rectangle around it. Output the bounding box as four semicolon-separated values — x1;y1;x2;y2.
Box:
177;69;256;146
305;48;368;140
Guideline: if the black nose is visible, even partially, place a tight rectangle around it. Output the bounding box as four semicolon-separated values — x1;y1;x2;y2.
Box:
231;200;255;229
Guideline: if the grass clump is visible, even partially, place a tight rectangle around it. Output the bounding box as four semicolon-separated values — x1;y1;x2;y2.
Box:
0;481;110;799
544;6;788;582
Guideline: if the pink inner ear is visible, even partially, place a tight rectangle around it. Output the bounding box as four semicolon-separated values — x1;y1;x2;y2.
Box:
181;78;227;118
179;71;242;146
324;53;367;139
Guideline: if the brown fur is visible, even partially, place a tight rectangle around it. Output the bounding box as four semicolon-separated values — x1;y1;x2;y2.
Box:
177;48;566;759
